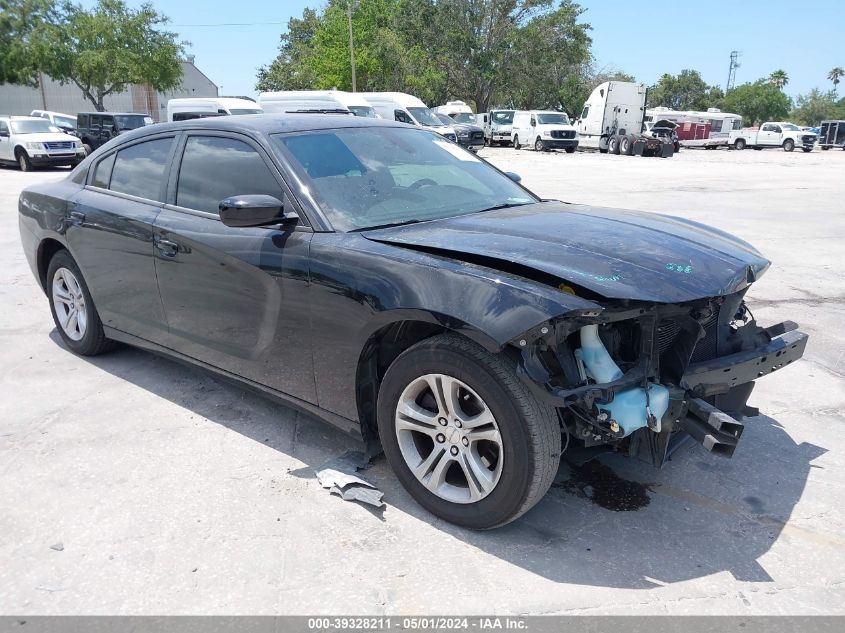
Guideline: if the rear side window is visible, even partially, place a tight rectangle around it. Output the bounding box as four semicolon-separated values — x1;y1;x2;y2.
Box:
109;138;174;201
176;136;281;214
78;114;88;128
91;153;115;188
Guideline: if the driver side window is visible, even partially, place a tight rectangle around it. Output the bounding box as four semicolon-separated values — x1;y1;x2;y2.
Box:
530;116;537;127
394;110;412;124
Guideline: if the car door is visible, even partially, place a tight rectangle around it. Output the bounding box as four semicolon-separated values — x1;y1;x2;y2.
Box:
65;133;177;341
757;123;776;145
152;132;316;403
0;120;11;161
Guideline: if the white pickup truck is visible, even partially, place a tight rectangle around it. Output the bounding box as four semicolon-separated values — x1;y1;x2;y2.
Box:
729;122;817;152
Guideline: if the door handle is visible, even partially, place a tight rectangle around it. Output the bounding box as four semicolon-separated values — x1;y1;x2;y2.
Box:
154;237;179;258
67;210;85;226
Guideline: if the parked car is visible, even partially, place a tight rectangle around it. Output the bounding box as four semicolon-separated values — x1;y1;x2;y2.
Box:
646;119;681;152
258;90;377;118
166;97;263;122
435;113;484;151
361;92;457;142
729;122;816;152
511;110;578;152
30;110;78;134
18;115;807;528
483;109;515;146
75;112;154;154
0;115;85;171
818;120;845;150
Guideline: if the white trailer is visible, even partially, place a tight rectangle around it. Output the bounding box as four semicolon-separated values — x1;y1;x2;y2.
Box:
166;97;262;122
645;107;742;148
575;82;673;157
258;90;378;117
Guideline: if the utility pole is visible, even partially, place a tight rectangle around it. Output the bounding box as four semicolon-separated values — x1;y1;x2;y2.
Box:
348;1;360;92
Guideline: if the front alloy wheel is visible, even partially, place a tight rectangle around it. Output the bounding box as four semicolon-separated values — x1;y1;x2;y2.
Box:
395;374;503;504
377;333;561;529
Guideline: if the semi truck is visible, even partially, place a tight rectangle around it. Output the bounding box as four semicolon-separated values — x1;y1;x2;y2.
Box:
575;81;674;157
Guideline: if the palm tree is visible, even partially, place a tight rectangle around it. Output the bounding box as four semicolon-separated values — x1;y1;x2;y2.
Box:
769;69;788;89
829;67;844;94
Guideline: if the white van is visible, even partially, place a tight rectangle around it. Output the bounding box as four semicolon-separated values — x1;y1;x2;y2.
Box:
362;92;457;142
166;97;263;122
258;90;377;117
511;110;578;152
433;100;476;124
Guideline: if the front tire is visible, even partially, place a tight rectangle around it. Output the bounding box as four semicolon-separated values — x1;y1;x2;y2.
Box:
534;137;545;152
513;135;520;150
377;333;561;529
16;149;33;172
47;250;115;356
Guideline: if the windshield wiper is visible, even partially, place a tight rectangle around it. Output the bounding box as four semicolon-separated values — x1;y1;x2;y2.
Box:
351;219;423;232
474;201;531;214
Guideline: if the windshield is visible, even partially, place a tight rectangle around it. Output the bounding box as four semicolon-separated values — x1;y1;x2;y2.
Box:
436;114;453;126
114;115;153;130
452;112;476;124
228;108;263;115
9;119;59;134
492;111;514;124
274;127;536;231
407;107;443;126
781;123;800;131
55;115;76;129
536;113;570;125
348;105;378;118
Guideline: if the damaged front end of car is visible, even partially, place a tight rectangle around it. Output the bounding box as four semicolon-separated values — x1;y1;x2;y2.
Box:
514;289;808;468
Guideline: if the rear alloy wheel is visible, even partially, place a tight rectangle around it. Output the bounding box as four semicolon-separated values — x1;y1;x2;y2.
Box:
783;138;795;152
17;150;33;172
733;138;746;150
513;135;521;150
534;137;544;152
619;135;632;155
377;333;561;529
47;250;115;356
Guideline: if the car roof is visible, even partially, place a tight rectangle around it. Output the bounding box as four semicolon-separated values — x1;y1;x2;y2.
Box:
116;113;409;143
0;116;43;121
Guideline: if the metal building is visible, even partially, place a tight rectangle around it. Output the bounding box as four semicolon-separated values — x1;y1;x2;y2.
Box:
0;56;218;122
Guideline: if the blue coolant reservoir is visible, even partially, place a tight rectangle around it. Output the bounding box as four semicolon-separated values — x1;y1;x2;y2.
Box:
579;325;670;436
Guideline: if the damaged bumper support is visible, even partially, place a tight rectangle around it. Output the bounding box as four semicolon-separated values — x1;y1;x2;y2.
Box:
517;308;808;466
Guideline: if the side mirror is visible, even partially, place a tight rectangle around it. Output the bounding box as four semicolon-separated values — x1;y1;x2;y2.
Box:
505;171;522;183
219;194;293;228
0;130;9;138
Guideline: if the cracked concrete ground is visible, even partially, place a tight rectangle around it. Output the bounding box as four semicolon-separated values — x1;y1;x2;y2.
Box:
1;146;844;615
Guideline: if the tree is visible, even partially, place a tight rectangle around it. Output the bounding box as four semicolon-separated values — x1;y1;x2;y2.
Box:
256;0;594;114
790;88;839;126
722;80;791;126
38;0;185;111
829;67;844;94
768;69;788;89
647;69;721;110
0;0;56;86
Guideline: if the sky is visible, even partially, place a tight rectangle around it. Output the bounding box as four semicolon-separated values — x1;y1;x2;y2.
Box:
84;0;844;101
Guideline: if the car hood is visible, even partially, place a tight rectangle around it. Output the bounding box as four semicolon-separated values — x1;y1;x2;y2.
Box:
362;202;770;303
17;132;77;143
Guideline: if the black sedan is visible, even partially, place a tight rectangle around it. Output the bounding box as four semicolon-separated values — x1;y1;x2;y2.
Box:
18;115;807;529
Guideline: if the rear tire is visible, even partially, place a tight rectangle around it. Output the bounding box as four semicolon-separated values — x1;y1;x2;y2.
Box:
47;250;116;356
620;135;633;156
513;135;520;150
783;138;795;152
733;138;746;150
609;135;620;155
16;149;33;172
376;333;561;529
